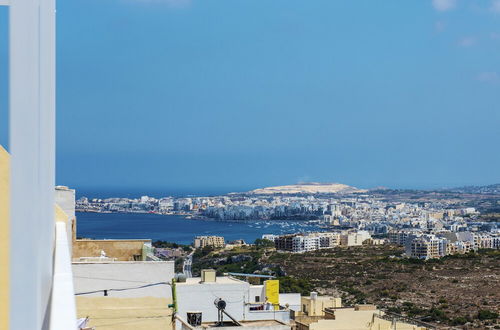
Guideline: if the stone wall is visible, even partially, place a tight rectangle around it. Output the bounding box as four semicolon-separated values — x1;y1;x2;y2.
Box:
73;239;150;261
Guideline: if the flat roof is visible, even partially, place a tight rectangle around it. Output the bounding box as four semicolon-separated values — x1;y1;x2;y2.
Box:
302;295;340;301
226;272;275;278
201;319;286;327
177;276;247;286
73;261;173;265
75;238;152;242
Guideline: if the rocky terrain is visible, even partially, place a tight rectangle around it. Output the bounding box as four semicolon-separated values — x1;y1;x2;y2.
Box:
192;243;499;329
268;245;499;329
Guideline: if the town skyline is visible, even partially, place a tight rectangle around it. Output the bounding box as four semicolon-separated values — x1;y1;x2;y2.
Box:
1;0;499;328
73;181;500;199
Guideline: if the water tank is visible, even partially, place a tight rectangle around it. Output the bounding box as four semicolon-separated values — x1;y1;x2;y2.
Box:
214;298;227;310
310;292;318;300
175;273;187;283
187;311;202;326
201;269;216;282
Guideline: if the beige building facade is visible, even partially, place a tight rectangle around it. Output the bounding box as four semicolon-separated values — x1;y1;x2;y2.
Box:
73;239;153;261
296;306;428;330
300;293;342;316
194;235;225;248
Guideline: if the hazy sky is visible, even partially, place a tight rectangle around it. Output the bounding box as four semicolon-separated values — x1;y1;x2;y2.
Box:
2;0;500;193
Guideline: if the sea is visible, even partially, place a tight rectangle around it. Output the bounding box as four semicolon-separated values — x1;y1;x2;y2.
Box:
76;212;326;245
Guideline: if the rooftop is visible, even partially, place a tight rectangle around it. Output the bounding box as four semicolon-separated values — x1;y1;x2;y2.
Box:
302;295;340;301
198;320;289;329
177;276;247;286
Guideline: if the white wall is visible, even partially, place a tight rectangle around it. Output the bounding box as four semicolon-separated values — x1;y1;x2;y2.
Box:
244;309;290;324
279;293;301;311
176;278;297;329
249;284;265;303
176;280;249;323
9;0;56;327
180;324;289;330
73;261;175;298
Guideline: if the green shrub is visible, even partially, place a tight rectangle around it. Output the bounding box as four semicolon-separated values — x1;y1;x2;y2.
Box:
450;316;468;325
426;307;447;321
254;238;275;248
278;276;314;296
477;310;498;320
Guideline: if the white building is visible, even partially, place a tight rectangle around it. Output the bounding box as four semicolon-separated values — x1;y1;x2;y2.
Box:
1;0;69;327
175;274;292;329
289;235;320;253
73;261;175;298
340;230;371;246
262;234;278;241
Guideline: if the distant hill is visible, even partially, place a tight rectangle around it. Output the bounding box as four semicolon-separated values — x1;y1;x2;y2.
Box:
448;183;500;194
247;182;366;195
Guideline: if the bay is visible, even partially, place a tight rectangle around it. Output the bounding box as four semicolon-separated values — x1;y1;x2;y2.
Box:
76;212;325;245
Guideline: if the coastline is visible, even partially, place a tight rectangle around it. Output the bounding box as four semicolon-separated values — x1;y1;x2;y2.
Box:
75;209;322;222
74;212;327;244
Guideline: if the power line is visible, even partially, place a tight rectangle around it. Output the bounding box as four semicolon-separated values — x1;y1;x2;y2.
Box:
74;275;165;284
75;281;171;296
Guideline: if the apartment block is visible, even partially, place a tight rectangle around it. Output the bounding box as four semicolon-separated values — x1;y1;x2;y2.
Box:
194;235;225;248
339;231;371;247
405;235;447;260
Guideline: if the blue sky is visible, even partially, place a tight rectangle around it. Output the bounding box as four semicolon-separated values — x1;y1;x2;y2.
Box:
2;0;500;193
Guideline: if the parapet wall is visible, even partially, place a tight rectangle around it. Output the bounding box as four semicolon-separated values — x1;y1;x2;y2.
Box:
73;239;150;261
0;145;10;330
76;296;172;330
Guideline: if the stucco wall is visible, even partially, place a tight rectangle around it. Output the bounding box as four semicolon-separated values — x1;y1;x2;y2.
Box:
76;296;172;330
327;309;378;329
300;313;426;330
211;325;289;330
73;261;175;298
176;279;249;323
301;296;342;316
279;293;301;311
249;284;264;303
244;309;290;324
73;239;150;261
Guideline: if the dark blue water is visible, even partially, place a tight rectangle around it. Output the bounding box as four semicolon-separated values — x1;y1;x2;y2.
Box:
76;212;324;245
74;187;252;199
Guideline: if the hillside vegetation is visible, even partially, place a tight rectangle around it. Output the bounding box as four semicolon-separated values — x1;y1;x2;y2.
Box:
192;243;499;329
